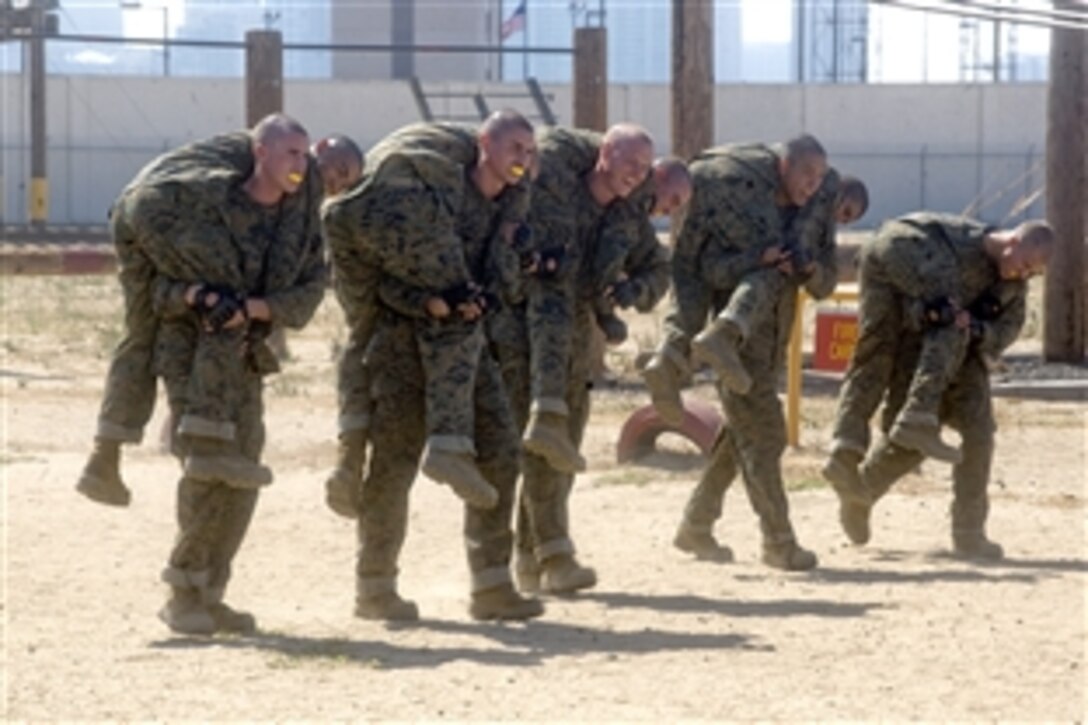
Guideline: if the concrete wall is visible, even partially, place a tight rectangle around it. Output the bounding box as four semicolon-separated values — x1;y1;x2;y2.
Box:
0;74;1047;226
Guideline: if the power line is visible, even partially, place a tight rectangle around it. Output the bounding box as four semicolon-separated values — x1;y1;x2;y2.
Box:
872;0;1088;31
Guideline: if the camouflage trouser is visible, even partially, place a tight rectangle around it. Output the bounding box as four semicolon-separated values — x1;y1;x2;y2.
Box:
832;225;962;455
830;270;902;456
689;316;799;545
862;337;995;532
417;320;484;453
94;201;159;444
680;425;739;533
354;314;521;597
335;318;373;435
525;278;576;414
491;303;592;562
656;234;711;376
713;266;786;341
156;318;266;599
894;323;971;431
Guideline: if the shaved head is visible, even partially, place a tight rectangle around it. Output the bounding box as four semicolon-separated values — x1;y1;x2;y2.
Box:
251;113;309;147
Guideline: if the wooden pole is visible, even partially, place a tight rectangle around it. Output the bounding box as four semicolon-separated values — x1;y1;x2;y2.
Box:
28;5;47;225
573;27;607;131
1043;2;1086;362
671;0;713;162
245;30;283;127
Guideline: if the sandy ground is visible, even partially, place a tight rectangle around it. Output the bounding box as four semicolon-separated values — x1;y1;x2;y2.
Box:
2;275;1086;721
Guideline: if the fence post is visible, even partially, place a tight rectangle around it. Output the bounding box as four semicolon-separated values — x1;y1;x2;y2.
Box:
245;30;283;127
573;27;607;131
1044;3;1086;362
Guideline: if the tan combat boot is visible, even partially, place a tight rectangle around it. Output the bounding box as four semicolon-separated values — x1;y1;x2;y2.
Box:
183;435;273;489
523;410;586;474
540;553;597;594
354;577;420;621
822;449;872;545
470;583;545;621
420;444;499;510
75;438;131;507
640;353;685;426
952;529;1004;561
158;587;216;636
673;522;735;563
325;429;368;519
690;317;752;394
888;416;962;464
514;550;541;593
762;538;819;571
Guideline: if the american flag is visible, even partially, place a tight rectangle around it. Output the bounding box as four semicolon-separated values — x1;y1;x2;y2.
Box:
500;0;527;41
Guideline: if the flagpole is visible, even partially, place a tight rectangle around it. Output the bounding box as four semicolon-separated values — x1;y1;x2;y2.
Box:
498;0;504;81
522;0;529;79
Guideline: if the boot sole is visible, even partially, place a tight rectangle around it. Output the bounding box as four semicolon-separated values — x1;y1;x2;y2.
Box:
888;428;963;464
522;438;586;474
470;602;545;621
673;534;734;563
691;344;752;394
641;367;685;427
75;475;131;507
421;463;500;510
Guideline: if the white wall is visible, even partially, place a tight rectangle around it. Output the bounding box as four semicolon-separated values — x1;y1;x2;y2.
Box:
0;74;1047;226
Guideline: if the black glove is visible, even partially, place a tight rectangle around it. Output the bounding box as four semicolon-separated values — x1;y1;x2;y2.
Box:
609;279;641;309
511;224;538;272
476;289;502;315
968;290;1002;322
193;284;246;333
534;246;566;279
441;281;479;308
922;296;957;328
783;243;814;282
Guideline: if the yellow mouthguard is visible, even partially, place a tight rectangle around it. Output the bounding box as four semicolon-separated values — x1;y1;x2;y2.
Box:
510;165;526;178
287;172;303;184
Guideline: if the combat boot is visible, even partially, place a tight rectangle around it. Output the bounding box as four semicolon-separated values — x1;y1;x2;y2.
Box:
75;439;131;507
421;446;499;510
183;435;273;489
158;587;216;636
470;583;545;621
514;550;541;593
355;592;420;621
762;539;819;571
690;318;752;394
822;450;872;545
540;553;597;594
888;419;962;464
206;601;257;634
325;429;367;519
673;522;734;563
595;312;628;345
952;529;1004;561
523;411;586;474
641;354;685;427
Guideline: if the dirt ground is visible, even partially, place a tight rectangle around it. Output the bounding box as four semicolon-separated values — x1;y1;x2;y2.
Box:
2;274;1086;721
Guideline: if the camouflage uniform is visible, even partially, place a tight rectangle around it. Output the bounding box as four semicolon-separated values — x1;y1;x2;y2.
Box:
646;144;788;396
353;166;538;616
490;127;669;587
677;168;839;563
92;133;253;445
829;213;994;460
151;167;327;632
324;124;528;478
859;274;1025;553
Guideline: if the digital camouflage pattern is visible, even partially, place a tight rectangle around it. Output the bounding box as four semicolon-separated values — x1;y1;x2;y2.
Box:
93;133;251;442
860;274;1027;534
829;213;996;455
352;158;525;599
323;122;529;448
677;167;840;547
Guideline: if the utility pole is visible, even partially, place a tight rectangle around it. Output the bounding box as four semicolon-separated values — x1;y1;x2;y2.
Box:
245;29;283;127
572;26;606;131
671;0;713;162
1043;0;1087;362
